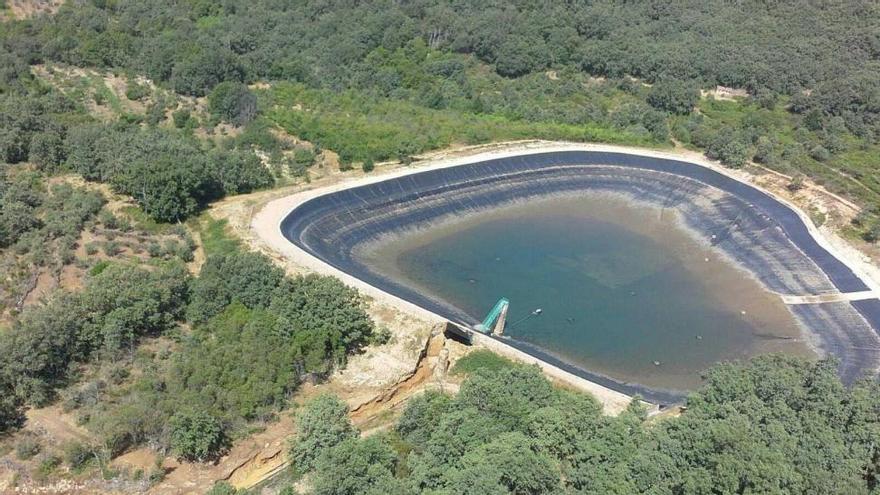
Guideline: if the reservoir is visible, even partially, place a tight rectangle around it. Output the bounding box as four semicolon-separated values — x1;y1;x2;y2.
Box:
280;150;880;397
360;194;813;392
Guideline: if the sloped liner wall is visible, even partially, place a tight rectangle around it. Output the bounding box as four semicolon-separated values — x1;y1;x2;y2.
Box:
281;151;880;401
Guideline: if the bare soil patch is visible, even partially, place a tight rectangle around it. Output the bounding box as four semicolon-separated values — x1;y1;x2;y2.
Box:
3;0;63;20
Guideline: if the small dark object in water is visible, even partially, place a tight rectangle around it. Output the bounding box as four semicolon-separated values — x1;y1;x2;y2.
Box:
566;317;575;324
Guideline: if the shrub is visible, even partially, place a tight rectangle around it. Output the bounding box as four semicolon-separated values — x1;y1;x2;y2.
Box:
62;441;95;470
15;435;41;460
147;242;162;257
451;350;516;375
753;136;774;164
169;411;227;462
292;147;315;168
206;481;240;495
172;109;192;129
37;455;61;477
89;260;111;276
369;326;391;345
98;210;120;229
125;82;150;101
810;145;830;161
863;223;880;243
787;175;806;192
102;240;121;256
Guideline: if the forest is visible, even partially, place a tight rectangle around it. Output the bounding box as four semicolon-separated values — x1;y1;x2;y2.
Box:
0;224;379;468
1;0;880;493
272;353;880;495
2;0;880;232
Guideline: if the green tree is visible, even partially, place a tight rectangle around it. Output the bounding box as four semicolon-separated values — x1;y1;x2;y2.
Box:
396;390;452;446
187;252;285;324
311;436;405;495
445;432;561;495
0;375;24;433
290;394;357;472
207;149;273;195
455;366;556;431
706;130;750;167
647;79;700;115
169;411;227;462
0;170;43;247
494;36;547;78
169;304;299;422
170;49;244;97
28;131;67;171
270;275;375;370
0;125;29;163
0;262;188;405
208;82;258;126
65;124;116;182
108;133;212;222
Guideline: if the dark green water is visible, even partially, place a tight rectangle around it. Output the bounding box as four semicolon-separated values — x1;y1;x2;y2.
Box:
362;195;810;390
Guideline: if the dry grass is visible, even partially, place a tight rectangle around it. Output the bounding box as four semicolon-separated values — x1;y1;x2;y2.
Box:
2;0;63;20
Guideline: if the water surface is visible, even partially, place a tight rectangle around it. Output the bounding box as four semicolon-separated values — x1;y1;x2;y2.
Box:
360;194;813;391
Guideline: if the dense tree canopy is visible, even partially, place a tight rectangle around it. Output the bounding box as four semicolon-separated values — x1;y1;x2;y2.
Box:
0;262;189;407
292;355;880;495
187;251;285;324
33;249;376;458
3;0;880;233
6;0;874;137
65;125;273;222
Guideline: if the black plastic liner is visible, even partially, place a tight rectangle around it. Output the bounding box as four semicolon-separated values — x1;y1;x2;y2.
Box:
281;151;880;401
